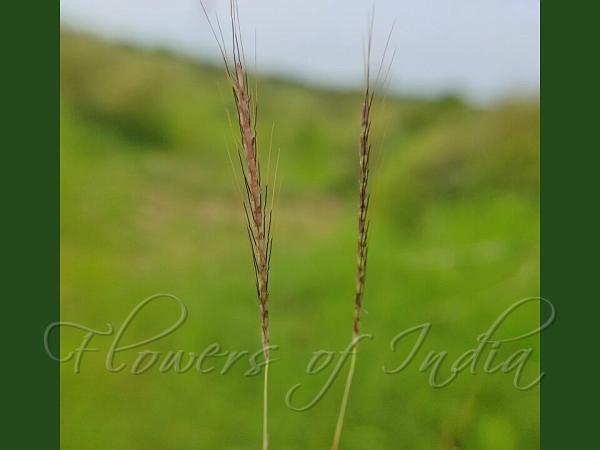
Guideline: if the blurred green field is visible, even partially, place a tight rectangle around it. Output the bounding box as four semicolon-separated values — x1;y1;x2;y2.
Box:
60;30;540;450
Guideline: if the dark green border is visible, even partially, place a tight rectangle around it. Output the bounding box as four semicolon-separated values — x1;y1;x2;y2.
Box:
4;2;59;449
3;1;594;449
541;2;596;450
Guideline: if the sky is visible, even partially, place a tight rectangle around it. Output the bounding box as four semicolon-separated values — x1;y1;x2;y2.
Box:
60;0;540;104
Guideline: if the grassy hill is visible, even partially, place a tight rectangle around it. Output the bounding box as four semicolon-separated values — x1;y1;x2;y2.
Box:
60;30;540;450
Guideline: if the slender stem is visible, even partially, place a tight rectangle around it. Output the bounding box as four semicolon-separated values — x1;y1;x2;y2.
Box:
201;3;274;448
262;350;270;450
332;37;372;447
331;335;359;450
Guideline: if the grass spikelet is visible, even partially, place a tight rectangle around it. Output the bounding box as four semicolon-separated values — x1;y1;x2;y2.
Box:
200;2;275;449
331;15;395;450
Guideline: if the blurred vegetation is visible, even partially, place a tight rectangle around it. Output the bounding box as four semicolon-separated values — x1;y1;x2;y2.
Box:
61;30;540;450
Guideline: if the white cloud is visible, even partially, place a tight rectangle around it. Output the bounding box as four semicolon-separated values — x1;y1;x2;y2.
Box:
61;0;539;103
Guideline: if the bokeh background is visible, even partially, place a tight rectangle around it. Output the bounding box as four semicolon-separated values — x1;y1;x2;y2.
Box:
60;1;540;449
